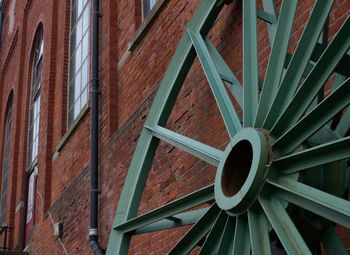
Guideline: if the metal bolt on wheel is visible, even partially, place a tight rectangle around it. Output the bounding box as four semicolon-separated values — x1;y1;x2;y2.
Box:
107;0;350;254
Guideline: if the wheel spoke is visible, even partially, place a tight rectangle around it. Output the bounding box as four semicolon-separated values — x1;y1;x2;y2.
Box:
255;0;298;127
274;136;350;175
270;16;350;138
217;216;236;255
330;74;347;127
248;209;272;255
114;184;214;233
135;208;208;235
321;227;348;255
168;204;220;255
243;0;259;127
233;215;250;255
273;77;350;155
204;38;243;109
267;177;350;228
263;0;336;130
145;125;223;166
198;210;228;255
259;196;312;255
261;0;278;45
336;108;350;137
187;29;242;138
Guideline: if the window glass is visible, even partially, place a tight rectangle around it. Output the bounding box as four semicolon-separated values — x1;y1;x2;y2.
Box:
27;30;43;168
143;0;158;18
26;173;35;223
68;0;90;126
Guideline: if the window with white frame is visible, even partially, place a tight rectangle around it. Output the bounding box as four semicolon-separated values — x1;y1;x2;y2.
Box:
27;29;43;167
68;0;90;126
143;0;158;19
0;95;12;226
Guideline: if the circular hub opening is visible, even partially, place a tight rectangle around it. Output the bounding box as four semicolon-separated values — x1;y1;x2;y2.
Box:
214;128;269;214
221;140;253;197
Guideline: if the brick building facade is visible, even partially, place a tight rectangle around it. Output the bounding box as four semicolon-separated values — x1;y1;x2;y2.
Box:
0;0;349;254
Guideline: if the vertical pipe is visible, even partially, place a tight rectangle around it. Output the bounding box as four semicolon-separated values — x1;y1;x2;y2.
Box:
89;0;104;254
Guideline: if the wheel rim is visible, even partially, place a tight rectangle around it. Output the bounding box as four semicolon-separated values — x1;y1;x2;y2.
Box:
107;0;350;254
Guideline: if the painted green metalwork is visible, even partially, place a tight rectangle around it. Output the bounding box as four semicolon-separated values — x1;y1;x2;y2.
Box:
273;77;350;154
243;0;259;127
168;204;220;254
198;210;227;254
204;38;243;108
107;0;350;254
187;28;242;137
248;209;271;255
145;125;222;166
321;227;348;255
271;18;350;137
259;196;312;255
263;0;337;130
255;0;297;127
216;216;235;254
233;215;250;255
135;208;208;234
114;184;214;234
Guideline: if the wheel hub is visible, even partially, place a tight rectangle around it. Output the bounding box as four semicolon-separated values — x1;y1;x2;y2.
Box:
214;128;270;215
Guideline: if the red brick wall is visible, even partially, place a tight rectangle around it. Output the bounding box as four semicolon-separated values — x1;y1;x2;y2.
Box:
0;0;348;254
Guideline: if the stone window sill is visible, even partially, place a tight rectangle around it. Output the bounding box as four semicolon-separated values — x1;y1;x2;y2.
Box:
128;0;169;51
55;103;90;154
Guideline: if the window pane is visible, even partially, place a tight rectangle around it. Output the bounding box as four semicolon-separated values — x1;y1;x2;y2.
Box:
77;0;83;18
143;0;158;18
68;108;74;126
69;28;77;57
82;32;89;61
75;70;82;101
75;43;82;73
69;81;75;107
32;112;37;137
77;19;82;46
39;41;44;59
81;59;88;89
143;0;150;17
69;51;76;82
150;0;157;9
83;6;89;33
26;173;35;223
74;97;81;119
71;0;77;28
81;87;88;107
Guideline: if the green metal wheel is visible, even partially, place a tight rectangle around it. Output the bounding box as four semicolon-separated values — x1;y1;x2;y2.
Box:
107;0;350;254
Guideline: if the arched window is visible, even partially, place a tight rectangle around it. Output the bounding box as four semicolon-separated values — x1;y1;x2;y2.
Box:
24;26;43;246
27;27;43;168
0;94;13;225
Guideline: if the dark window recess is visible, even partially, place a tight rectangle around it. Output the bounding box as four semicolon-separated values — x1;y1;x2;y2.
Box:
0;95;12;226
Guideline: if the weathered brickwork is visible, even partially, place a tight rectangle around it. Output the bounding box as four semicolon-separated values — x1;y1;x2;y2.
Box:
0;0;348;254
